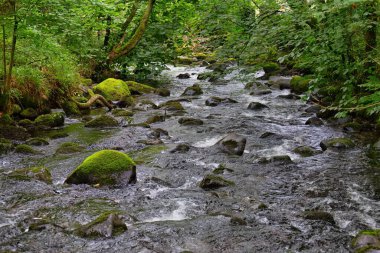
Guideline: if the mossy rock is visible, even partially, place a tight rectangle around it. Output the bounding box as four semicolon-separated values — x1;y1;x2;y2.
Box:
125;81;156;95
290;76;311;94
18;119;34;128
0;138;13;155
0;114;14;125
145;115;165;125
352;230;380;253
262;62;280;74
62;101;81;116
320;137;355;151
11;104;22;115
8;166;52;184
181;84;203;96
34;112;65;128
199;174;235;190
50;132;69;139
197;72;223;82
212;164;233;175
56;142;84;154
193;52;208;60
85;115;119;128
80;78;93;86
26;137;49;146
117;95;135;108
20;108;38;119
112;109;134;117
15;144;39;154
178;117;204;126
75;211;127;238
177;56;197;65
155;88;171;97
130;145;167;164
159;101;185;111
0;125;30;141
65;150;136;186
293;146;322;157
93;78;131;101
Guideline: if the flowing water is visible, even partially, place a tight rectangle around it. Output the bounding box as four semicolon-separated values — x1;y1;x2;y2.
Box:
0;65;379;252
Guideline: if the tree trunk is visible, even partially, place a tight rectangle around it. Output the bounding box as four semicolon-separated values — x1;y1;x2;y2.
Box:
6;8;17;89
364;0;377;72
74;94;114;111
1;24;6;91
103;15;112;48
108;0;155;62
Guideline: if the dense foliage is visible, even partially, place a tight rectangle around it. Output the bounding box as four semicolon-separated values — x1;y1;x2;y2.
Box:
0;0;379;123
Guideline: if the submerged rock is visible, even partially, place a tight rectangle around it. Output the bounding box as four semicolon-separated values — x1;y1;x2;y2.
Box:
93;78;131;101
178;117;204;126
215;133;246;156
305;117;324;126
55;142;84;154
205;97;238;107
181;84;203;96
155;88;171;97
112;109;134;117
177;73;191;79
15;144;39;154
85;115;119;128
293;146;322;157
159;101;185;111
199;174;235;190
170;143;191;153
75;212;127;238
25;137;49;146
247;102;269;110
320;137;355;151
7;166;52;184
65;150;136;186
34;112;65;128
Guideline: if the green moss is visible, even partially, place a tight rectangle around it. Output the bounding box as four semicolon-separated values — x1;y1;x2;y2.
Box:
112;109;134;117
84;115;119;128
155;88;171;97
93;78;131;101
26;137;49;146
359;230;380;237
0;114;14;125
62;101;81;116
145;115;165;124
293;146;321;157
56;142;84;154
34;112;65;128
290;76;311;94
15;144;39;154
65;150;136;185
0;125;30;140
8;166;52;184
125;81;156;94
182;84;203;96
18;119;34;128
11;104;22;115
20;108;38;119
262;62;280;73
199;174;235;190
0;139;13;155
159;101;184;111
80;78;93;86
130;145;167;164
320;137;355;151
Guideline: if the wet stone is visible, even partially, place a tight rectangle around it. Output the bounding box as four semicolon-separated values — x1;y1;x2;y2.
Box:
215;133;246;156
199;174;235;190
205;97;238;107
320;137;355;151
177;73;191;79
170;143;191;153
247;102;269;110
303;211;335;224
293;146;322;157
178;117;204;126
277;94;300;100
305;117;324;126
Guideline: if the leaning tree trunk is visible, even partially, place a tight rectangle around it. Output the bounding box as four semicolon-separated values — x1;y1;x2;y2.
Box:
108;0;155;62
73;94;114;111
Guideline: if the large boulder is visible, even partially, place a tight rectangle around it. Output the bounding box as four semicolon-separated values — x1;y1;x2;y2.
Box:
320;137;355;151
215;133;246;156
65;150;136;186
85;115;119;128
93;78;131;101
125;81;155;95
34;112;65;128
290;76;311;94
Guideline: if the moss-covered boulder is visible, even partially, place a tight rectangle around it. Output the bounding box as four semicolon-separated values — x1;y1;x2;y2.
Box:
199;174;235;190
65;150;136;186
0;114;14;125
320;137;355;151
111;109;134;117
62;101;81;116
290;76;311;94
25;137;49;146
0;138;13;155
34;112;65;128
145;115;165;124
178;117;204;126
56;142;84;154
293;146;322;157
126;81;156;95
155;88;171;97
93;78;131;101
8;166;52;184
159;101;185;111
15;144;39;154
181;84;203;96
75;212;127;238
20;108;38;119
18;119;34;128
0;125;30;140
352;230;380;253
85;115;119;128
262;62;280;74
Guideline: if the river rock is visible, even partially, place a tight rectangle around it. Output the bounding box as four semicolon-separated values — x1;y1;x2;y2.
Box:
145;115;166;124
305;105;321;113
211;79;229;86
25;137;49;146
258;155;293;164
76;212;127;238
247;102;269;110
155;88;171;97
20;108;38;120
215;133;246;156
250;89;272;96
182;84;203;96
320;137;355;151
305;117;324;126
137;139;163;145
93;78;131;101
126;81;155;95
34;112;65;128
293;146;322;157
199;174;235;190
8;166;52;184
170;143;191;153
277;94;300;100
15;144;39;154
0;138;13;155
303;211;335;224
55;142;84;154
85;115;119;128
149;128;169;139
159;101;185;111
268;76;292;89
65;150;136;186
0;125;30;141
352;230;380;252
177;73;191;79
205;97;238;107
111;109;134;117
178;117;204;126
